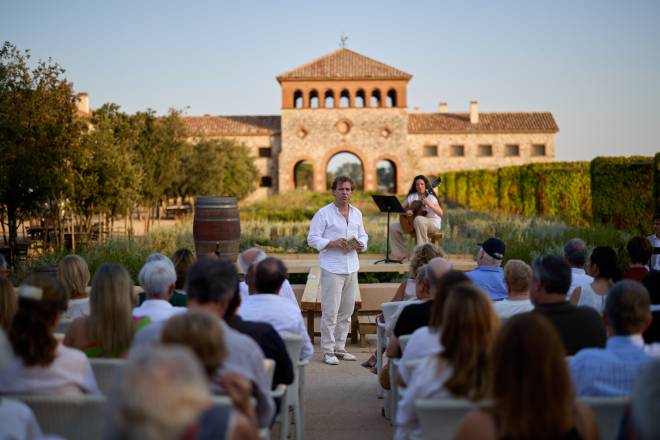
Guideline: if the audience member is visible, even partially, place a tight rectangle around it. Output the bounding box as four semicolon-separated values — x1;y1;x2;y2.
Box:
138;252;187;306
58;254;91;320
0;273;99;394
531;255;606;355
647;213;660;271
571;280;654;396
494;259;534;319
641;270;660;343
240;257;313;361
64;263;151;357
466;237;507;301
454;313;598;440
627;359;660;440
384;264;429;338
133;259;186;322
564;238;593;299
224;282;294;388
238;247;299;308
0;278;16;331
390;244;439;302
395;283;498;440
571;246;621;313
624;236;652;281
0;254;9;278
106;346;258;440
171;247;196;304
397;270;470;385
130;257;274;428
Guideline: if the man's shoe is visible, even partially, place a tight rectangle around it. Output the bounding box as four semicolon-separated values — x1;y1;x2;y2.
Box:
335;351;357;361
323;354;339;365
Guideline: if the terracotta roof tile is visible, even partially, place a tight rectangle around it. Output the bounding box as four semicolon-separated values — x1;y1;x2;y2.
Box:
183;115;280;136
408;112;558;133
277;48;412;81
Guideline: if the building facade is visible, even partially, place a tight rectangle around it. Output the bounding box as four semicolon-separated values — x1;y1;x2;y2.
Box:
182;49;558;199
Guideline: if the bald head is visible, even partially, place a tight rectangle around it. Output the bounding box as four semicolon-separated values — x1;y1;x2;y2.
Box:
238;247;267;274
427;257;453;289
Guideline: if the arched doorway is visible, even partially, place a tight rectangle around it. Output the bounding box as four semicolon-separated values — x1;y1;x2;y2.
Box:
326;152;364;190
294;160;314;190
376;160;397;193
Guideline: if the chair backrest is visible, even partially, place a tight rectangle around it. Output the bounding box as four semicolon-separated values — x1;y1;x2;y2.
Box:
579;396;628;440
403;358;423;380
55;319;73;335
415;398;476;440
10;394;108;440
90;358;126;396
263;358;276;391
381;301;402;324
399;334;411;353
279;333;303;366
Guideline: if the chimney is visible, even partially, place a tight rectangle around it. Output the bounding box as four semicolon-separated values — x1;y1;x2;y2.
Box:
439;102;448;113
76;92;90;115
470;100;479;124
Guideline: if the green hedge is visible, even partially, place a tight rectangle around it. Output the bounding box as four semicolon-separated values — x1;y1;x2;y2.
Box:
497;166;523;215
466;169;499;211
591;156;654;232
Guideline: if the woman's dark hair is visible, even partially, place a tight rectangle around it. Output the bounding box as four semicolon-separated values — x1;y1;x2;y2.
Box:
627;236;652;266
407;175;437;199
429;270;471;327
589;246;622;281
9;273;68;366
172;248;196;290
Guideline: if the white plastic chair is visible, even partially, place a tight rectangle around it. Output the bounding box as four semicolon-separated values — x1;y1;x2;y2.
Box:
279;333;304;440
263;358;276;391
10;394;108;440
414;398;477;440
399;334;411;353
376;317;387;398
579;396;628;440
298;358;309;436
90;358;126;396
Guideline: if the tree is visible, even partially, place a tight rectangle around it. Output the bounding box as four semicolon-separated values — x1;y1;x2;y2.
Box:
0;42;82;260
175;138;259;200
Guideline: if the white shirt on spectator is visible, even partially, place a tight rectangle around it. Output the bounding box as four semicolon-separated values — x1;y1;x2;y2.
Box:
63;297;89;320
0;344;99;395
0;398;43;440
239;280;299;309
577;283;607;314
648;234;660;270
493;299;534;319
307;202;368;275
398;326;443;385
239;293;313;361
568;268;594;300
383;300;422;338
132;299;186;322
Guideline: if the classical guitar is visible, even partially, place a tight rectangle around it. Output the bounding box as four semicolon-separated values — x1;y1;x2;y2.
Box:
399;177;442;235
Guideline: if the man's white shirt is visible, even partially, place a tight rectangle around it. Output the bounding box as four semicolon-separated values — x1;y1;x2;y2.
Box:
239;293;314;361
567;268;594;300
307;202;368;274
132;299;186;322
239;280;299;309
648;234;660;270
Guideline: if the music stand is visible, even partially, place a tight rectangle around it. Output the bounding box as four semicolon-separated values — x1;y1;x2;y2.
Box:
372;195;405;264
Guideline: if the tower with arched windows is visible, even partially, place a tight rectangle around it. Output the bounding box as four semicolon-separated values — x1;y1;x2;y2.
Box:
182;48;558;200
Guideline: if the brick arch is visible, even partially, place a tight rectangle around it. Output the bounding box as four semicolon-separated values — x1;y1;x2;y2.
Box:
321;145;373;191
373;155;402;194
289;156;316;191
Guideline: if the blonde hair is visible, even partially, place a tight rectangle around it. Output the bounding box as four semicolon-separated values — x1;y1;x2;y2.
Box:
161;310;226;378
503;259;532;294
0;278;16;331
410;243;440;277
440;283;499;400
87;263;136;355
57;255;90;299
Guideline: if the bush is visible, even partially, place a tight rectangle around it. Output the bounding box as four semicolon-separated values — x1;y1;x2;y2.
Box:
497;166;523;214
467;169;498;211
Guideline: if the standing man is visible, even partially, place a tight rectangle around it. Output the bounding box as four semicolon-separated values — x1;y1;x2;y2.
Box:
648;213;660;271
308;176;368;365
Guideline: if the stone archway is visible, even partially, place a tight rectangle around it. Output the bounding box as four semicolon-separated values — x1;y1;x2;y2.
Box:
376;159;397;193
294;160;314;190
326;152;364;190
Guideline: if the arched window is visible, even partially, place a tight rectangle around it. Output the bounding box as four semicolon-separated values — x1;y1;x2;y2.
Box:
376;160;397;193
326;152;364;190
294;90;304;109
370;89;382;108
309;90;319;109
324;90;335;108
387;89;397;108
339;89;350;108
294;160;314;190
355;89;366;108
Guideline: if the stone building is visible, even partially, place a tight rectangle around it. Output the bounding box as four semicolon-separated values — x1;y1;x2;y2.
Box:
182;48;558;199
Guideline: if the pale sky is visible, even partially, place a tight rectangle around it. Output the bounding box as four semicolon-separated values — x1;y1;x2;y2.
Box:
2;0;659;161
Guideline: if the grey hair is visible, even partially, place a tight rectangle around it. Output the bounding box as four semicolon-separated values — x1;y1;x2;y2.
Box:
139;260;177;297
238;248;267;274
563;238;588;267
108;346;211;440
479;248;502;266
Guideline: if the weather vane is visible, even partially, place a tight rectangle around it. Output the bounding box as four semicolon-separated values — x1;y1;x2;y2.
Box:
340;33;348;48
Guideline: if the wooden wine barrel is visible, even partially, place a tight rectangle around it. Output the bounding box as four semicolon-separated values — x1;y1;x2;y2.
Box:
193;196;240;262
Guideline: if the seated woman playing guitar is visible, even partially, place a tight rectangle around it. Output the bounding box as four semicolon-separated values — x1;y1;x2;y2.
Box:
388;175;443;261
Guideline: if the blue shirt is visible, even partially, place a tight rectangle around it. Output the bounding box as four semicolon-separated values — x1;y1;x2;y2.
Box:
570;335;652;396
466;266;508;301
